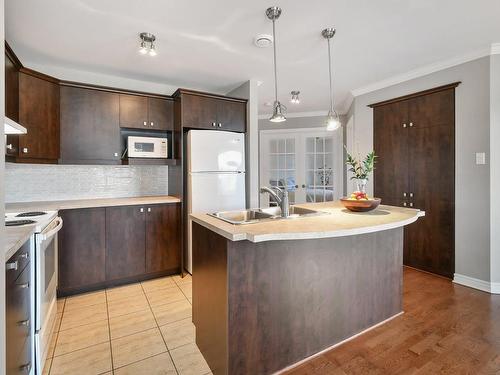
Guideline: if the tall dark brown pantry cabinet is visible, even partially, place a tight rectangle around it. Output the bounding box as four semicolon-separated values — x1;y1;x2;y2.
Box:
371;83;458;278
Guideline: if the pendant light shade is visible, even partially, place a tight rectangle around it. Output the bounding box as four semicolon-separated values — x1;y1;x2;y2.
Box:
267;6;286;123
322;28;340;131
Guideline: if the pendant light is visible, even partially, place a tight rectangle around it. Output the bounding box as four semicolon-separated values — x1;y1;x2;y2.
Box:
267;6;286;123
322;28;340;131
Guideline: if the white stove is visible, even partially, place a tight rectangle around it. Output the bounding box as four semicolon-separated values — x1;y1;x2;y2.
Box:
6;210;62;375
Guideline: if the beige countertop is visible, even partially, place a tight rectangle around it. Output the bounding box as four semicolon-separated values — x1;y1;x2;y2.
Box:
4;225;35;261
5;195;181;213
190;201;425;243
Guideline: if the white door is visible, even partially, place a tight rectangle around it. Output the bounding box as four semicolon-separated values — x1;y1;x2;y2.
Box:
260;128;343;206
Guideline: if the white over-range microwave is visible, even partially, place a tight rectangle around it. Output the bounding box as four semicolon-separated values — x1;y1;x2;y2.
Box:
128;136;168;158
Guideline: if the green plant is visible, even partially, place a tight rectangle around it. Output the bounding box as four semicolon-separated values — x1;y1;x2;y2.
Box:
345;149;377;180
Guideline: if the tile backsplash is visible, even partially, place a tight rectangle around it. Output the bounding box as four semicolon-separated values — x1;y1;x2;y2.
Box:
5;163;168;203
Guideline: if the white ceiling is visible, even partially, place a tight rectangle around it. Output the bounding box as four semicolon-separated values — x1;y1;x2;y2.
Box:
6;0;500;115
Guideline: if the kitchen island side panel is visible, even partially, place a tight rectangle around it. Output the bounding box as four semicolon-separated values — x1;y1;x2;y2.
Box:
227;228;403;375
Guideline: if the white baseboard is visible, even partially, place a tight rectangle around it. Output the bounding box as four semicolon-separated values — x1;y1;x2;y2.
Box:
453;273;500;294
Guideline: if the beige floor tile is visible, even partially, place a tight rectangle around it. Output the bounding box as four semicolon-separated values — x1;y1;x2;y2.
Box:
53;313;63;333
141;276;176;293
179;282;192;299
170;343;211;375
57;298;66;313
145;286;186;307
111;327;167;368
108;294;150;318
65;291;106;311
160;317;195;350
50;342;112;375
152;299;192;326
60;303;108;331
47;330;58;359
109;309;157;340
54;320;109;357
106;283;144;302
42;356;52;375
114;352;177;375
172;274;192;286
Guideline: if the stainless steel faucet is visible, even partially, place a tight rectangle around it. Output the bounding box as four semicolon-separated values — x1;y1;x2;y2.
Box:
260;186;290;218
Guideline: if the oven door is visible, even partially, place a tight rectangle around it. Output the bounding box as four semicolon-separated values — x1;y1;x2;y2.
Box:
35;217;63;331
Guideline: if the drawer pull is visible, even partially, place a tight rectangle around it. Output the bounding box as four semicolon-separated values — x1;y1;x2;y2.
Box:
18;282;30;289
19;252;29;259
18;319;30;326
20;363;31;372
6;260;18;271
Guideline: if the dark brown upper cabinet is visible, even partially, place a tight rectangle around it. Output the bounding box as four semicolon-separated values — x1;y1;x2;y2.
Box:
60;86;121;163
18;70;60;162
119;94;173;131
176;90;247;133
5;46;20;158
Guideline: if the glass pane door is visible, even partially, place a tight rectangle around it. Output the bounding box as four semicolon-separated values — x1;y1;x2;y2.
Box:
266;137;297;206
304;136;335;203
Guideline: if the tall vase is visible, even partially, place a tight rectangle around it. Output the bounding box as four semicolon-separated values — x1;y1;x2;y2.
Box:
356;179;367;194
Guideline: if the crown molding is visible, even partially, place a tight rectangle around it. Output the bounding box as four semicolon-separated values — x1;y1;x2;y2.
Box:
351;44;498;97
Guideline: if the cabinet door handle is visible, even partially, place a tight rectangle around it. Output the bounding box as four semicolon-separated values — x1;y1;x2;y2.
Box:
19;363;31;373
409;122;414;127
114;153;119;157
409;192;414;198
150;122;154;127
140;208;144;213
19;252;29;259
17;319;30;326
409;202;414;207
302;184;306;188
6;260;18;271
6;143;13;150
22;147;28;154
18;282;30;289
143;121;147;126
403;202;407;207
211;122;216;127
147;207;151;212
218;123;222;128
403;192;407;197
402;123;407;128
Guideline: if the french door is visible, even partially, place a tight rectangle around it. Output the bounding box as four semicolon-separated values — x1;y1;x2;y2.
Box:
259;128;343;207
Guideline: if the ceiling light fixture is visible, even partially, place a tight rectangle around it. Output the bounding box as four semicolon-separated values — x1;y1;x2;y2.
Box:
290;91;300;104
139;32;157;56
266;6;286;123
254;34;273;48
322;28;340;131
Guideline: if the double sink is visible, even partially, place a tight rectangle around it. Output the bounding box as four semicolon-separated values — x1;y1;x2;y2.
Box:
209;205;329;225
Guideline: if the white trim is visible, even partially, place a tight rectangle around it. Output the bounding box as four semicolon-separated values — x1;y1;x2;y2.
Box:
453;273;500;294
258;110;329;120
351;44;497;97
492;43;500;55
273;311;404;375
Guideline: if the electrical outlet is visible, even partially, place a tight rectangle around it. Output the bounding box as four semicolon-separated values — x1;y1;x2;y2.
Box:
476;152;486;165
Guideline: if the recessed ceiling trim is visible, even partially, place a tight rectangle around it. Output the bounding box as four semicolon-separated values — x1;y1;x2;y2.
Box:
258;110;331;120
351;44;498;97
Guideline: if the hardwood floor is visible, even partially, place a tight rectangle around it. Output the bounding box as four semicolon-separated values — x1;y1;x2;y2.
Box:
285;267;500;375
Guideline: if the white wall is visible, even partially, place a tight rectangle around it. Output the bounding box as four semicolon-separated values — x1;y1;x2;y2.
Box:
1;0;6;372
351;57;492;284
227;80;259;208
490;53;500;287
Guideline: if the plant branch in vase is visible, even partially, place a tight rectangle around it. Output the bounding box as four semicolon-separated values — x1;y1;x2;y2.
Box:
345;149;377;200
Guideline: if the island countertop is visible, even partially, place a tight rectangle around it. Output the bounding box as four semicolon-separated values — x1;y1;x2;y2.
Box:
190;201;425;243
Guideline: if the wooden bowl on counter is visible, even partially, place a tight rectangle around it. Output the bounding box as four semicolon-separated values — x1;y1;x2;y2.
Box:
340;197;381;212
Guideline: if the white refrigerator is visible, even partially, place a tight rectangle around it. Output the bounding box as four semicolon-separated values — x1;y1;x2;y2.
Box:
187;130;246;273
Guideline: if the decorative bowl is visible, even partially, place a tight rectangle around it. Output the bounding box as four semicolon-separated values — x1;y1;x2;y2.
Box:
340;197;381;212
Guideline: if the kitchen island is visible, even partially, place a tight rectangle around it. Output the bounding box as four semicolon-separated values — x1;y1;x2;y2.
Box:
190;201;424;375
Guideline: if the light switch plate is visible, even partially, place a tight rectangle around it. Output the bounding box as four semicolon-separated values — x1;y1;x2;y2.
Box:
476;152;486;165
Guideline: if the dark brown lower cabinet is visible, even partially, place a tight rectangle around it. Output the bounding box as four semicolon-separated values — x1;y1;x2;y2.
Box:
146;204;181;273
58;203;181;296
372;83;457;278
58;208;106;294
106;205;147;281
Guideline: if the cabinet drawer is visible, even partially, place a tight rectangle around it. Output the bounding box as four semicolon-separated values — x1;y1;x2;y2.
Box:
6;263;32;372
6;240;31;287
7;336;32;375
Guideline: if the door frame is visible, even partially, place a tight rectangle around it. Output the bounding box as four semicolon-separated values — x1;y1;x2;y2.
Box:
259;127;344;206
